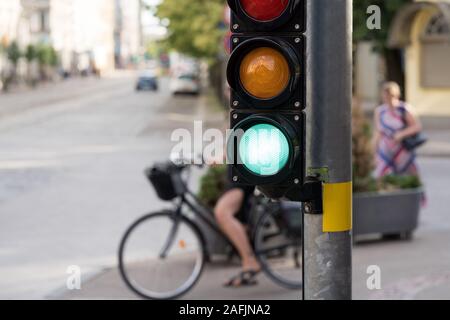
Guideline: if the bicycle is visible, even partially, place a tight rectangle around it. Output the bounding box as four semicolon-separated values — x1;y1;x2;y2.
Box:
118;160;302;300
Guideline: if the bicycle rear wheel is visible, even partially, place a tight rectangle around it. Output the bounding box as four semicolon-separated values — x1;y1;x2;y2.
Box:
253;209;302;290
118;211;205;300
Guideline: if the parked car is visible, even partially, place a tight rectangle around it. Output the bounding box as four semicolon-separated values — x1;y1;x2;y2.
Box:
136;71;158;91
170;73;200;95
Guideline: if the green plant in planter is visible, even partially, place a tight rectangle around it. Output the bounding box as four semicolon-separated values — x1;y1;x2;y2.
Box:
352;101;377;193
198;165;228;209
381;175;422;191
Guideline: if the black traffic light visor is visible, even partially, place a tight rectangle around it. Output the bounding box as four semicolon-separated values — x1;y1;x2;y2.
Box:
227;37;301;109
227;0;302;31
227;114;300;185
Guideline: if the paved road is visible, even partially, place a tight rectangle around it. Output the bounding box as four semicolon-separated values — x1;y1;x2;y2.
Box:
0;72;449;300
0;72;223;299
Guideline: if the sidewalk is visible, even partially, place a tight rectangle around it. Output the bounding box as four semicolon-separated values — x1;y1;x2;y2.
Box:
418;130;450;158
54;229;450;300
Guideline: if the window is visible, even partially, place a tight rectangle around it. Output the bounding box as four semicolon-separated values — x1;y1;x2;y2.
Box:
421;14;450;88
424;13;450;37
40;9;50;32
30;9;50;33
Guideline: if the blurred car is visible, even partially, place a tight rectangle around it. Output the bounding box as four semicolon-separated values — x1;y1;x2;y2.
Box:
170;74;200;95
136;71;158;91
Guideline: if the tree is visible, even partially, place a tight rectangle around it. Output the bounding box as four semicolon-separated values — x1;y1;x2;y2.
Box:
3;41;22;89
37;44;58;67
25;44;38;86
155;0;226;60
6;41;21;66
6;41;22;81
25;44;37;62
36;44;59;80
353;0;412;92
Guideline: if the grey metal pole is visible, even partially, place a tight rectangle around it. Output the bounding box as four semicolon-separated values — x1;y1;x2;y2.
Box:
303;0;353;300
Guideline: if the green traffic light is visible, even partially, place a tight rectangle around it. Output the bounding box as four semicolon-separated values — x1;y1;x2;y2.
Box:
239;123;290;176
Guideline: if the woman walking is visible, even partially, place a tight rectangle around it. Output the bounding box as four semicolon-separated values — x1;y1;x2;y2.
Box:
374;82;423;178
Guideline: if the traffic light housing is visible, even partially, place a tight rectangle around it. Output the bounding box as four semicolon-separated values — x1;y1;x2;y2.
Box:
227;0;306;32
228;112;305;200
227;35;305;110
227;0;307;201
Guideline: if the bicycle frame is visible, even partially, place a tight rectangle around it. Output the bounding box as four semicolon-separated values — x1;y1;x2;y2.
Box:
184;190;228;237
164;187;234;258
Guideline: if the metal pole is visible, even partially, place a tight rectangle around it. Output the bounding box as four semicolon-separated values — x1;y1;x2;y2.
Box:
303;0;353;300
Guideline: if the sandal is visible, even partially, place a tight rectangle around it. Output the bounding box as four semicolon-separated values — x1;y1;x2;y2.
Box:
224;270;260;288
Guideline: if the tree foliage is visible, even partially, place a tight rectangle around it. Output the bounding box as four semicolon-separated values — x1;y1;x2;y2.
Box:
25;44;37;62
36;44;58;67
6;41;22;66
156;0;226;59
353;0;412;52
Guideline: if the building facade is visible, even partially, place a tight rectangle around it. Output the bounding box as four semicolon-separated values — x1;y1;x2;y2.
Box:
1;0;143;75
114;0;143;68
355;0;450;119
0;0;22;47
389;0;450;117
50;0;116;74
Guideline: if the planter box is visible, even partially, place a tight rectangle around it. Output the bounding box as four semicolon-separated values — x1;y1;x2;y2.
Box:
353;188;423;239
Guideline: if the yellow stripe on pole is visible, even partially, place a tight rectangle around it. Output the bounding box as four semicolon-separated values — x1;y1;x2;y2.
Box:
323;182;353;232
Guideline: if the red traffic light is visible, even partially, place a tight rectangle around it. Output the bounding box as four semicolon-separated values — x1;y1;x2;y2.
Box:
227;0;304;32
240;0;289;22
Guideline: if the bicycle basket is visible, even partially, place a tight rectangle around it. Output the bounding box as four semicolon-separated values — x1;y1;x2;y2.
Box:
145;163;186;201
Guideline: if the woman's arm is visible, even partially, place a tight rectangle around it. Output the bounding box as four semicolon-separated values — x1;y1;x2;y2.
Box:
394;106;423;142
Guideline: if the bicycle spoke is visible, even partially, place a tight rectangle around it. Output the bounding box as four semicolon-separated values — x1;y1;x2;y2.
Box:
119;212;205;299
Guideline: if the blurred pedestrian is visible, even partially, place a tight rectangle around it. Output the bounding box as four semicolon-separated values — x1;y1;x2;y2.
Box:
374;82;423;179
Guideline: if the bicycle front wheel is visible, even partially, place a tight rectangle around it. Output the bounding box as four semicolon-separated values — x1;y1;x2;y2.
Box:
118;211;205;300
253;209;303;290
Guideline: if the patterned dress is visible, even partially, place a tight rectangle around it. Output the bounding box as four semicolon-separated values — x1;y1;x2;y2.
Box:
375;104;418;178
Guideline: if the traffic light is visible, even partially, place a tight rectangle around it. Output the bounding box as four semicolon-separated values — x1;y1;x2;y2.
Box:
226;0;307;201
227;0;306;32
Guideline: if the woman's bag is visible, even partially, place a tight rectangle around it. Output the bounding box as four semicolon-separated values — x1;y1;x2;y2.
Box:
400;106;428;151
403;133;428;151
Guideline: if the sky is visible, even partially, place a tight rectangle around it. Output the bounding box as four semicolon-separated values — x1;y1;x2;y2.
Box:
142;0;167;39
